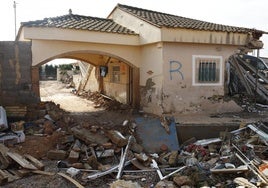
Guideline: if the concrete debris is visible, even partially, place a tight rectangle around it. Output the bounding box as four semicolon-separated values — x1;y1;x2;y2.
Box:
47;150;67;160
106;130;127;147
1;101;268;187
78;91;132;111
154;180;176;188
110;179;142;188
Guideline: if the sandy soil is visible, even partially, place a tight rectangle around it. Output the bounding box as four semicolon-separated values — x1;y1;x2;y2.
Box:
40;81;101;113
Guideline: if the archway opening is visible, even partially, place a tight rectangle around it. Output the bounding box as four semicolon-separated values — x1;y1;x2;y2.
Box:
37;53;137;113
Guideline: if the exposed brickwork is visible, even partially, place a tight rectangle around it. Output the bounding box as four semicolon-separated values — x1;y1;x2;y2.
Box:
0;41;39;106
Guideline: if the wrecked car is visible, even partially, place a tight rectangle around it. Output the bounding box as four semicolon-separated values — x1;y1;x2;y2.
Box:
227;53;268;104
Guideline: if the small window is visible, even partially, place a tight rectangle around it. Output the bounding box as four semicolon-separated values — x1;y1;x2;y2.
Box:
192;55;222;86
111;66;120;83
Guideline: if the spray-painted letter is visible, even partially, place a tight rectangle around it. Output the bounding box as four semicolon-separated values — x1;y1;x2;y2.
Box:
169;60;184;80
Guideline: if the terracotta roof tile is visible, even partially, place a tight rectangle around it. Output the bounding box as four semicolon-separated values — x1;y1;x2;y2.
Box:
21;14;137;35
117;4;264;34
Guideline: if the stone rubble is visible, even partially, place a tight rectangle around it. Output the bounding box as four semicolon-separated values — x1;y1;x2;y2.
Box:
0;99;267;187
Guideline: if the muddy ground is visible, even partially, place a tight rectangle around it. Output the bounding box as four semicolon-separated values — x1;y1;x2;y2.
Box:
4;81;268;188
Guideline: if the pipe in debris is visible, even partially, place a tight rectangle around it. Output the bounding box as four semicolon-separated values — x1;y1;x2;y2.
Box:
247;124;268;143
151;159;163;180
151;159;186;181
235;153;268;184
87;160;132;180
161;166;186;180
116;135;133;179
233;144;268;183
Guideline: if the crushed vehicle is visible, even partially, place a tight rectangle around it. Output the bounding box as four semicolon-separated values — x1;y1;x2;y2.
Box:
228;53;268;104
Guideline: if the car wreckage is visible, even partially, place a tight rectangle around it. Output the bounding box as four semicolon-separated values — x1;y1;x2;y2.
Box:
228;53;268;104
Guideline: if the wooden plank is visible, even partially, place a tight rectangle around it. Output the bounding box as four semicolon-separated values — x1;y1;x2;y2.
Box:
210;166;248;173
24;154;45;170
16;169;32;177
58;172;84;188
33;170;55;176
0;144;10;169
0;169;8;185
16;169;55;177
7;152;37;170
3;170;20;182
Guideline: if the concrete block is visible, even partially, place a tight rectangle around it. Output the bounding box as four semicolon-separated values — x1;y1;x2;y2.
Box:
47;150;67;160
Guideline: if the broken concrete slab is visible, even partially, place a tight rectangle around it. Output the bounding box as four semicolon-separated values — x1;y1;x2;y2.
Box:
71;126;109;145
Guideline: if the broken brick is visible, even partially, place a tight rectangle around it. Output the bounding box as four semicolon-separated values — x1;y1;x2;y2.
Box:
68;150;80;164
106;130;127;147
47;150;67;160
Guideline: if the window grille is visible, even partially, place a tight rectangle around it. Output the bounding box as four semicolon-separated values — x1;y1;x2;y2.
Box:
192;55;222;86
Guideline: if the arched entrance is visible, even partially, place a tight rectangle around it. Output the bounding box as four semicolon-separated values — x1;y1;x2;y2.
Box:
32;51;140;108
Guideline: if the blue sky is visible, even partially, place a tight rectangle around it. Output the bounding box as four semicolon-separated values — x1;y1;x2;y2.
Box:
1;0;268;56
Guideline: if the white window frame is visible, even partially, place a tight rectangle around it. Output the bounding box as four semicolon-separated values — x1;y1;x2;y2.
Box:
192;55;223;86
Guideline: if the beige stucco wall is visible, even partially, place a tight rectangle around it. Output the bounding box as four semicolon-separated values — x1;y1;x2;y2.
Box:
161;28;248;45
139;43;164;114
84;66;99;92
103;61;130;103
140;42;240;114
30;40;141;68
20;27;139;46
108;9;161;44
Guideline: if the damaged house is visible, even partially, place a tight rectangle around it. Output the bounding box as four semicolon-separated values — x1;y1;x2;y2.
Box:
16;4;266;115
1;3;268;187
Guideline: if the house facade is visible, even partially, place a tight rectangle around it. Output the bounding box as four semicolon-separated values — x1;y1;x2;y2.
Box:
17;4;265;115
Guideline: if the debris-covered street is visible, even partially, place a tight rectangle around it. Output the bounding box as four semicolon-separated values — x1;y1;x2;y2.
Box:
0;80;267;188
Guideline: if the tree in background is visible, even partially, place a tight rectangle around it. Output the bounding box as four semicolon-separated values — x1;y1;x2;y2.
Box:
39;64;58;80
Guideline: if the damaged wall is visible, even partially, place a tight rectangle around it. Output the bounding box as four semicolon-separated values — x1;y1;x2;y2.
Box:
140;43;164;115
103;60;130;104
140;42;241;115
0;41;39;106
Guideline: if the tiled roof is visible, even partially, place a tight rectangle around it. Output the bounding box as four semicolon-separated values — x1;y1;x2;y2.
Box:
21;14;137;35
117;4;264;34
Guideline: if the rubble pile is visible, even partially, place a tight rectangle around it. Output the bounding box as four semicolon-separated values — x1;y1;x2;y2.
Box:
0;102;268;187
78;91;131;111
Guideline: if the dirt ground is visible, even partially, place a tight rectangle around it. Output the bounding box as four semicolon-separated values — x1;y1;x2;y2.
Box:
4;81;268;188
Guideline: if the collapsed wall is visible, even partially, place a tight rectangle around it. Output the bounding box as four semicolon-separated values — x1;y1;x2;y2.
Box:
0;41;39;106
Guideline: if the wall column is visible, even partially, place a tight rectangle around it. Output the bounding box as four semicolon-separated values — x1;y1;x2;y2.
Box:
31;66;40;98
132;67;140;109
